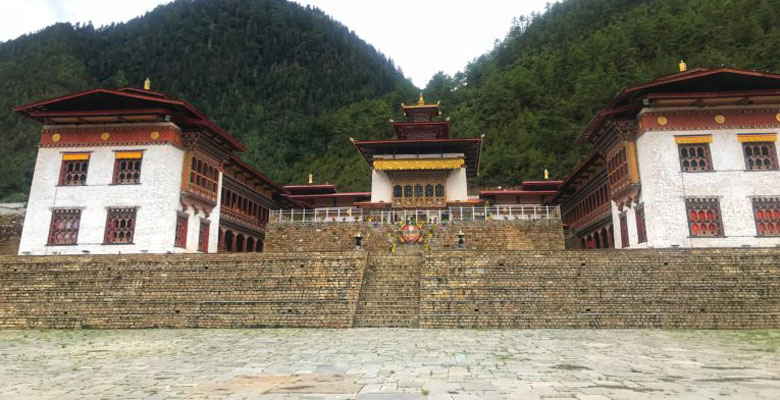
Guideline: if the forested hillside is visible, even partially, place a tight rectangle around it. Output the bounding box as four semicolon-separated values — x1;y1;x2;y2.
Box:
424;0;780;187
0;0;414;201
2;0;780;201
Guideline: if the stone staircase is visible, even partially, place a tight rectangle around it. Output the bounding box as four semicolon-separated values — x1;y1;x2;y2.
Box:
352;250;422;327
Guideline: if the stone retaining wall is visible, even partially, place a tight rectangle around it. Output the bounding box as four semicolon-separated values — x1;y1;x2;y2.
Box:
429;220;565;251
265;219;565;252
420;248;780;329
264;222;393;253
0;252;367;328
0;248;778;329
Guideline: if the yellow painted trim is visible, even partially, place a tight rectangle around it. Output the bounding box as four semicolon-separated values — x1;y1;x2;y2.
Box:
737;134;777;143
62;153;90;161
674;135;713;144
115;151;143;159
625;141;640;183
374;159;464;171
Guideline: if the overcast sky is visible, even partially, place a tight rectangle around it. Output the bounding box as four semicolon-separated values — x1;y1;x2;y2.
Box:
0;0;553;87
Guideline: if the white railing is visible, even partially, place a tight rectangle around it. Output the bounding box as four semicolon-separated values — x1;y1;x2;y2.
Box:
269;204;560;224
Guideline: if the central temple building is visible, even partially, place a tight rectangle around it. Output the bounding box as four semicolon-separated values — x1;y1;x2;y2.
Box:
351;94;483;209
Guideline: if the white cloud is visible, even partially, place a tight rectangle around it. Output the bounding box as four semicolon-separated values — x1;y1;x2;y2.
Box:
0;0;553;87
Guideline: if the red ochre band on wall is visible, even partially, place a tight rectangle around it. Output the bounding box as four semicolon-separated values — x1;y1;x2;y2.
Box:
40;127;182;148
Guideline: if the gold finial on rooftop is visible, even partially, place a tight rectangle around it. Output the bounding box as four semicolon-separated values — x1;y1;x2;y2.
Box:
544;169;550;180
308;173;313;184
143;77;151;90
418;92;425;106
679;60;687;72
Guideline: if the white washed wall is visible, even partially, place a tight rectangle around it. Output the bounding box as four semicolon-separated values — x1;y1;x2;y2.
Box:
370;169;392;203
445;168;468;201
19;143;185;255
635;127;780;248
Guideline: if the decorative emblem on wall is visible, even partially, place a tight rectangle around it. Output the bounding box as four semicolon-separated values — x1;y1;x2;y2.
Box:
150;131;160;140
657;116;668;126
101;132;110;141
399;224;422;244
714;115;726;124
775;113;780;123
51;133;61;142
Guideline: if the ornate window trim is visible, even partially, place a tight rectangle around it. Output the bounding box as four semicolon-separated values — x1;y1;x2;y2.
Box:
685;197;725;238
677;143;713;172
104;207;137;244
742;141;779;171
752;196;780;237
47;208;81;245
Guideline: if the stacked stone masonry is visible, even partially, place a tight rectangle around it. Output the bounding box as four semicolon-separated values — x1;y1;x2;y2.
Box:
0;248;778;329
264;219;565;253
428;220;565;251
0;253;366;329
353;253;422;327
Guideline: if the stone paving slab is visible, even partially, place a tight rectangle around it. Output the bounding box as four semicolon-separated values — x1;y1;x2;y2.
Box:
0;329;778;399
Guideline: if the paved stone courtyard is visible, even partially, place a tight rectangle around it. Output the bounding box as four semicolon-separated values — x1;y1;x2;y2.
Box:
0;329;778;399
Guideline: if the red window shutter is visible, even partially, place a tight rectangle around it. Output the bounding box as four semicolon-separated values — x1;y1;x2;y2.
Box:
174;215;188;248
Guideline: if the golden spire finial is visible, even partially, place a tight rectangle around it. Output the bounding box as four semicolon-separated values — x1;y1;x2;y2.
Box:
143;77;151;90
418;92;425;106
308;173;313;184
544;169;550;180
679;60;687;72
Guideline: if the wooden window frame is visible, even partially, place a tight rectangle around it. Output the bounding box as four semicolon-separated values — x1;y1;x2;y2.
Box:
103;207;137;244
635;205;647;244
619;213;629;248
112;152;143;184
47;209;81;245
174;214;188;248
198;220;210;252
685;198;725;238
742;141;779;171
753;197;780;237
59;155;90;186
678;143;713;172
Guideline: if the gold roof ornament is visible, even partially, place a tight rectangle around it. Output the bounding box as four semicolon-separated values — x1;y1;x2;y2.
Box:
679;60;687;72
418;92;425;106
308;173;313;184
544;169;550;180
143;77;151;90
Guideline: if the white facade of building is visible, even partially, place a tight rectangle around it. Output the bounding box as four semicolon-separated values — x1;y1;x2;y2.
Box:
369;153;469;204
615;108;780;249
16;121;227;255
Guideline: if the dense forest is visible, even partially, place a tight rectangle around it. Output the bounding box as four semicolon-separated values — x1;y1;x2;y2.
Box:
1;0;780;201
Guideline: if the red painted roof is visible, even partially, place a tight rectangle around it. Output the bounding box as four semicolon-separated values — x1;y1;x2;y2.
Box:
14;88;246;152
479;190;558;196
578;67;780;144
287;192;370;199
283;184;338;195
352;137;484;177
226;155;281;191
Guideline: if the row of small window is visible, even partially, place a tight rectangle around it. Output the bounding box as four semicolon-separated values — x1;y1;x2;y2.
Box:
59;152;142;186
220;187;270;225
48;208;210;251
393;184;445;198
684;197;780;237
678;141;778;172
562;183;609;225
